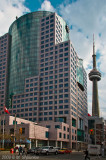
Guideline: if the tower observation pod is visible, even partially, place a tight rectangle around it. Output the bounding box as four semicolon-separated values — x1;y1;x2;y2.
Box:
88;35;101;117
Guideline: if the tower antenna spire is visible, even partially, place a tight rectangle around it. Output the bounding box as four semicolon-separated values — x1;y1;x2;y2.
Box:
93;34;95;55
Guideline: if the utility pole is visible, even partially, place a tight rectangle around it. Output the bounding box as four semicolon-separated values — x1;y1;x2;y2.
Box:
0;116;1;148
13;113;16;148
2;114;5;148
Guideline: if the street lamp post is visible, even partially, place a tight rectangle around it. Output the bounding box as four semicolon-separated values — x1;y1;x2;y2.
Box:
13;113;17;148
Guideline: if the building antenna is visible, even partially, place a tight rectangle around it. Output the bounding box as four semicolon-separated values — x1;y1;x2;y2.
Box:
93;34;95;55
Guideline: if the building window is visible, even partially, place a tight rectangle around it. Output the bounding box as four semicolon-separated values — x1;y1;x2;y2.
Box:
64;77;68;82
59;111;63;114
44;112;48;115
64;126;66;131
54;111;57;115
64;47;68;51
29;113;32;116
59;132;62;138
21;104;24;107
55;125;60;129
64;110;69;114
13;121;17;125
59;105;63;109
59;95;63;99
55;106;57;109
49;112;52;115
46;125;51;128
59;100;63;103
64;52;68;56
72;118;76;127
39;118;42;121
46;25;49;29
64;105;68;108
64;134;66;139
72;135;74;140
45;131;49;138
64;99;68;103
64;83;68;87
44;107;48;110
33;112;37;116
49;101;53;104
49;117;52;120
67;128;69;132
44;117;47;121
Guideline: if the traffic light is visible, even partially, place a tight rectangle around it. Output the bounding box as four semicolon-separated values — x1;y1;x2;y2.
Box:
19;128;22;134
89;129;94;135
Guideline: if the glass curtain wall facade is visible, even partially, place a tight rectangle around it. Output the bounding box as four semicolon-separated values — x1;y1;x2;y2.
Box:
8;11;52;96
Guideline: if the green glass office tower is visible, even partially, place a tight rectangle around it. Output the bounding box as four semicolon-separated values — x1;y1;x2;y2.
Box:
8;11;52;96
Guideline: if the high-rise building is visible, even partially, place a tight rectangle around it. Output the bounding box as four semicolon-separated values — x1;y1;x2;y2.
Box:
0;33;11;107
0;11;88;149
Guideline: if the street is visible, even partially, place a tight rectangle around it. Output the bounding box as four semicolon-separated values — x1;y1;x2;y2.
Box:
0;151;105;160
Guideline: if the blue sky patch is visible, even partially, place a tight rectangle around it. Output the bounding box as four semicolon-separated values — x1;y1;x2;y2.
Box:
96;50;101;60
77;28;82;33
99;33;102;37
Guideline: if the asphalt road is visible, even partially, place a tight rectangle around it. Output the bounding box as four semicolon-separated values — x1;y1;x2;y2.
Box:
0;151;105;160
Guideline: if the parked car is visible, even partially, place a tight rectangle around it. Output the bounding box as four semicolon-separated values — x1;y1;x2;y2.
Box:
58;148;72;154
27;147;40;154
40;146;58;155
34;147;42;155
27;148;34;154
54;147;60;153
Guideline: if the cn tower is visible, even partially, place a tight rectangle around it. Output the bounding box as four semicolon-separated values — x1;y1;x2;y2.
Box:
88;36;101;117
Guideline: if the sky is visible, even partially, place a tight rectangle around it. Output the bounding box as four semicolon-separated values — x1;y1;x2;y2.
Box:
0;0;106;119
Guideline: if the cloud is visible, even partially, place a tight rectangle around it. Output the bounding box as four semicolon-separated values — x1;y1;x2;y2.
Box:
58;0;106;119
59;0;106;60
38;0;56;12
0;0;30;36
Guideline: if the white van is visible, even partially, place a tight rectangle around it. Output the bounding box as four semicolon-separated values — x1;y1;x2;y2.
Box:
88;144;101;155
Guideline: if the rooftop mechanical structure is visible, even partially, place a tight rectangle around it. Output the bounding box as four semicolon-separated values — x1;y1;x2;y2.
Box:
89;36;101;117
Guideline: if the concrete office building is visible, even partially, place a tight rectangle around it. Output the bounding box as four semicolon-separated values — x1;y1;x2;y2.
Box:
0;33;11;108
88;116;105;145
0;11;88;149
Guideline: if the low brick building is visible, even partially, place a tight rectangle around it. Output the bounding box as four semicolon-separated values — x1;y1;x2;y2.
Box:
0;115;69;148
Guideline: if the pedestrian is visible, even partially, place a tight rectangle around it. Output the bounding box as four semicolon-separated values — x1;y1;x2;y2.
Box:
102;148;104;157
14;146;16;153
22;147;24;155
84;149;90;160
24;147;27;156
18;145;22;155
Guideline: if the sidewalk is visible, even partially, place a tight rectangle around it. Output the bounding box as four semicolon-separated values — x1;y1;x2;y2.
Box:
0;151;105;160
